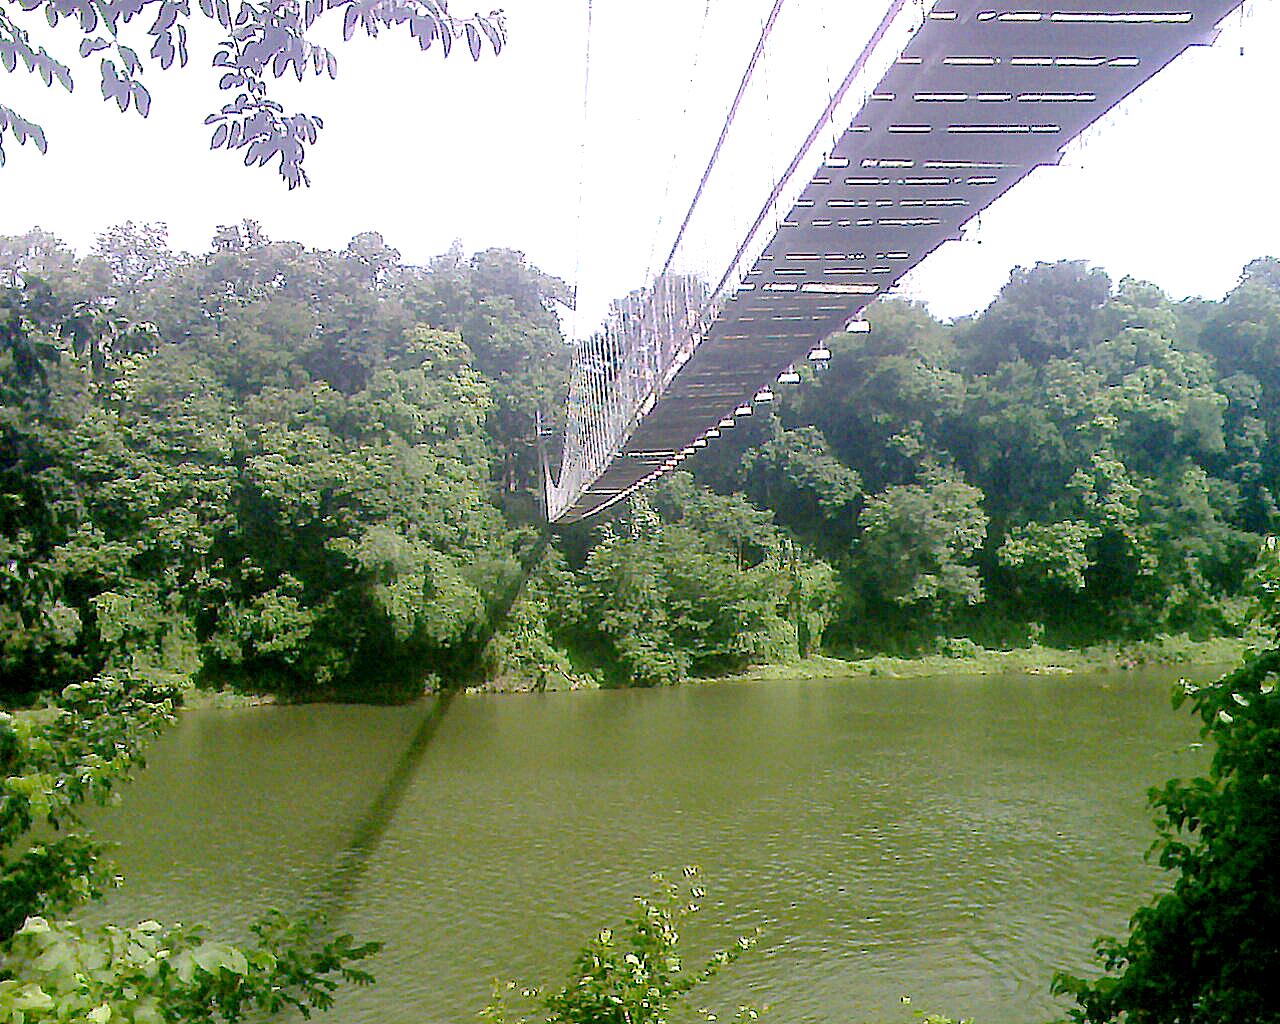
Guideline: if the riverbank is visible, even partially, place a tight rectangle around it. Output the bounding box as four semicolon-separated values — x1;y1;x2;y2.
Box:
180;688;278;709
190;633;1263;701
724;633;1259;684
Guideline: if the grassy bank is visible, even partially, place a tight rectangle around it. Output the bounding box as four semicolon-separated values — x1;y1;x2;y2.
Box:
468;632;1261;694
179;688;279;710
724;633;1259;684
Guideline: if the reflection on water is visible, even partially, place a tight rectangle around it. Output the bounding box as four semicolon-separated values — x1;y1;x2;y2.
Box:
88;669;1214;1024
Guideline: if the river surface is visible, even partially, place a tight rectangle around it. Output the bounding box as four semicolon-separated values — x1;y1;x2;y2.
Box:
85;668;1216;1024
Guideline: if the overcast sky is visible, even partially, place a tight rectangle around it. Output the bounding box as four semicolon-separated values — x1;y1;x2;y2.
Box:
1;0;1277;324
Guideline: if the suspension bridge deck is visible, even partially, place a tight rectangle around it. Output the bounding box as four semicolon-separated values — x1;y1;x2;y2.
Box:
546;0;1242;524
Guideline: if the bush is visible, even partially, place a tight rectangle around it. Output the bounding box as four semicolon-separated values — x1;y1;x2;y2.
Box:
1054;629;1280;1020
0;677;379;1022
482;869;760;1024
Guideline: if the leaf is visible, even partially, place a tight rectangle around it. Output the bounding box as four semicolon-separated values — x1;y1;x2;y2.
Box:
211;123;229;148
152;34;176;69
192;942;250;976
244;139;272;166
481;18;503;55
99;58;119;99
170;950;196;984
9;983;54;1011
465;23;480;60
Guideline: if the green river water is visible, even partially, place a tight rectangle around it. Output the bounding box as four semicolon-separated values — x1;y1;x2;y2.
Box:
86;668;1216;1024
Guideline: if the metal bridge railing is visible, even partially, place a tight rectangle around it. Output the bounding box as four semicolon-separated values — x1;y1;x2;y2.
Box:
546;0;919;522
550;274;712;519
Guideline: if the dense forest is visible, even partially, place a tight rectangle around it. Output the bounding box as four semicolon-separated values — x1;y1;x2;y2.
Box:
4;223;1280;1023
4;223;1280;701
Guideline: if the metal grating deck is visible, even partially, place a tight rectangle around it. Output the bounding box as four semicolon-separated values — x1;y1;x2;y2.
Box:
547;0;1243;523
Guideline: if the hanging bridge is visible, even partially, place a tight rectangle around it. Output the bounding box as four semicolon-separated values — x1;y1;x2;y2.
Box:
542;0;1244;524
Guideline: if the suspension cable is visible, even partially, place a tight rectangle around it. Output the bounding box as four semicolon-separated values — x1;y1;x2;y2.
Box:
569;0;594;341
709;0;911;301
643;0;715;285
658;0;789;279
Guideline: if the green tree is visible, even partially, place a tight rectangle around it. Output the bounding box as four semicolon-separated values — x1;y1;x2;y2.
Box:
403;246;572;498
569;494;798;685
2;227;536;701
1054;539;1280;1022
997;519;1098;594
956;260;1111;373
856;465;989;614
800;300;963;494
739;423;862;556
197;325;512;699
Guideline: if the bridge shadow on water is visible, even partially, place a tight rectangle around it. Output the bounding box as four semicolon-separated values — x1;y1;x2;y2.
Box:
307;692;454;927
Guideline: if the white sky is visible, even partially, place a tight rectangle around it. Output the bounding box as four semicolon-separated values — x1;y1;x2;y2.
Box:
1;0;1277;323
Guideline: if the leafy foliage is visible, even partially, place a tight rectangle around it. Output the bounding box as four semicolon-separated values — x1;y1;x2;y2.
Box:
2;911;377;1023
0;0;506;185
0;677;174;941
997;519;1097;593
403;245;572;496
1;224;536;702
955;260;1111;373
1053;659;1280;1020
558;488;828;686
0;677;378;1022
6;226;1280;690
689;264;1275;651
1052;537;1280;1023
482;869;760;1024
857;465;988;612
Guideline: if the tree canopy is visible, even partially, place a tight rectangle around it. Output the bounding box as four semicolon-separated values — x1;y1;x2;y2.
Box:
0;0;506;185
6;226;1280;695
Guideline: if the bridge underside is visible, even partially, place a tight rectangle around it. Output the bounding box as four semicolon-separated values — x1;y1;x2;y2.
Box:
548;0;1241;524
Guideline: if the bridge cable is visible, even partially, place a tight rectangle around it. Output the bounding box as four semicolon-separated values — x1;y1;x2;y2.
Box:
548;0;593;502
759;6;779;238
710;0;911;301
569;0;594;342
643;0;715;286
658;0;790;279
820;0;837;147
